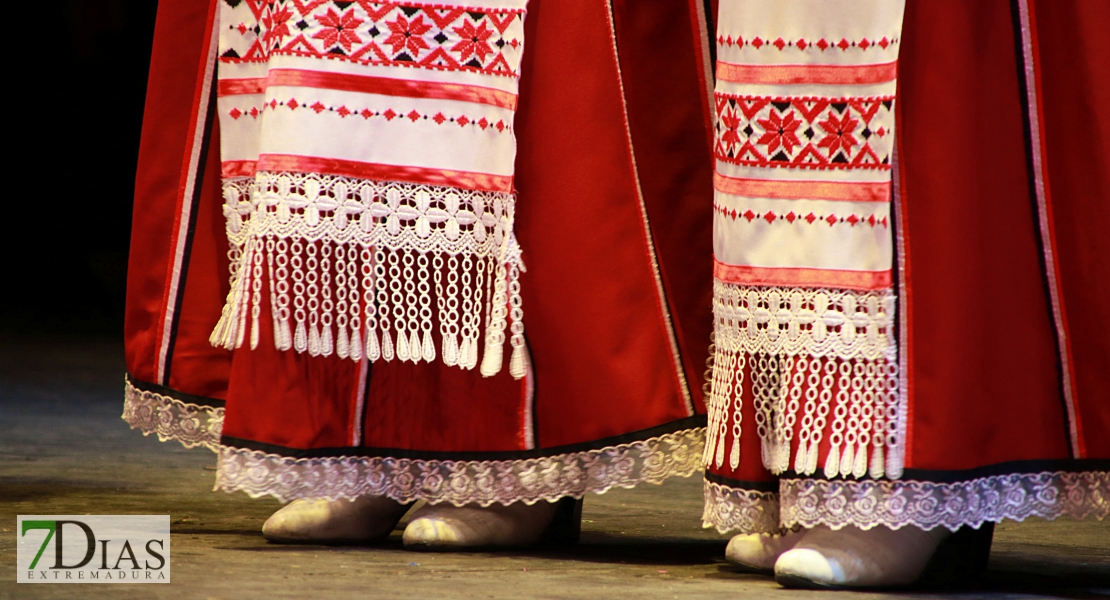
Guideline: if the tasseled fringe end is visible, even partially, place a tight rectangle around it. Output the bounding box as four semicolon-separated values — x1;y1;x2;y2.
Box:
705;347;902;480
210;235;527;379
704;282;904;480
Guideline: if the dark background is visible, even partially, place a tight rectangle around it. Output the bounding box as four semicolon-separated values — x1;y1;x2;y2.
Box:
3;1;158;336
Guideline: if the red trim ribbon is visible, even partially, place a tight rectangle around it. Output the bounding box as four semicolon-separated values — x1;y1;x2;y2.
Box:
218;69;517;110
717;61;898;85
222;154;513;193
714;172;891;202
714;260;892;291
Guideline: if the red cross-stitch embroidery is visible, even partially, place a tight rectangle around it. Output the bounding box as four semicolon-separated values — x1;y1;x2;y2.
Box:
226;98;512;132
714;204;889;229
717;35;898;52
715;94;894;170
221;0;525;77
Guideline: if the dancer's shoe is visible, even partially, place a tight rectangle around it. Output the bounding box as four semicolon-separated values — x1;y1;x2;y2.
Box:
774;524;948;588
773;523;992;589
724;529;805;573
403;497;581;551
262;496;411;544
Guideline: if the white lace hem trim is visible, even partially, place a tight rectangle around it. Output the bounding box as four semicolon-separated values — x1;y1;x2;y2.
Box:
213;428;706;506
214;174;527;379
701;479;782;534
703;471;1110;533
122;377;224;451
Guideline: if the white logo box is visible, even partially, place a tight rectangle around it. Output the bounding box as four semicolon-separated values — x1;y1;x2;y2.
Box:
17;515;170;584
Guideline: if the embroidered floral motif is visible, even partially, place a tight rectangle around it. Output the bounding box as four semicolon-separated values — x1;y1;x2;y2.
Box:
702;479;782;534
715;95;894;170
122;378;224;450
222;0;525;77
214;429;706;506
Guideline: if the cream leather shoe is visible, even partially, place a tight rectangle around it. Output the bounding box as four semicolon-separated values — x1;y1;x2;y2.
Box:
262;496;411;544
725;529;805;573
403;498;579;550
774;524;951;588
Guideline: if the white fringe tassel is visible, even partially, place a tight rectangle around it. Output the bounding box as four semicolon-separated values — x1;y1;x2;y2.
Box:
704;282;903;480
211;174;526;379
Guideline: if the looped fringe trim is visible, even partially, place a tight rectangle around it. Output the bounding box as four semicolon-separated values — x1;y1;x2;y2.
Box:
705;282;904;483
122;377;223;451
211;173;528;379
213;428;706;506
702;471;1110;534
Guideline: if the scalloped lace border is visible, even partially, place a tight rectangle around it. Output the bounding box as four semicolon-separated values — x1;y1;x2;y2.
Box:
703;471;1110;533
123;377;706;506
702;479;782;534
122;377;224;450
214;428;705;506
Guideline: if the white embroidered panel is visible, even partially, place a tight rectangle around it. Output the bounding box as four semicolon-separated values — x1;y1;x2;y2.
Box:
716;0;903;66
222;92;517;174
713;196;893;272
706;0;906;481
212;0;532;378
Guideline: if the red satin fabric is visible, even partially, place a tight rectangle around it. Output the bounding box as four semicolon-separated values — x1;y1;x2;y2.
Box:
897;0;1069;469
1033;0;1110;459
125;0;230;399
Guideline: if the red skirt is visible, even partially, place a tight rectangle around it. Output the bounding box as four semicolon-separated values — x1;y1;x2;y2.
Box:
703;0;1110;534
122;0;717;506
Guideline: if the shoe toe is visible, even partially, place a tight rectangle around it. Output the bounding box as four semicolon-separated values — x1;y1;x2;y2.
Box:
725;534;776;572
775;548;844;588
403;516;469;547
263;500;321;540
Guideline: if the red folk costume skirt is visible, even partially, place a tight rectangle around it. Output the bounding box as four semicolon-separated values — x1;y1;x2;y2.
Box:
703;0;1109;534
123;0;717;506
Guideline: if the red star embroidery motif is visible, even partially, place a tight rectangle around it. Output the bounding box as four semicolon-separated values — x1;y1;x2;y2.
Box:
756;110;802;155
384;14;432;58
312;8;364;52
719;105;744;149
262;7;293;49
452;20;494;62
816;113;860;157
